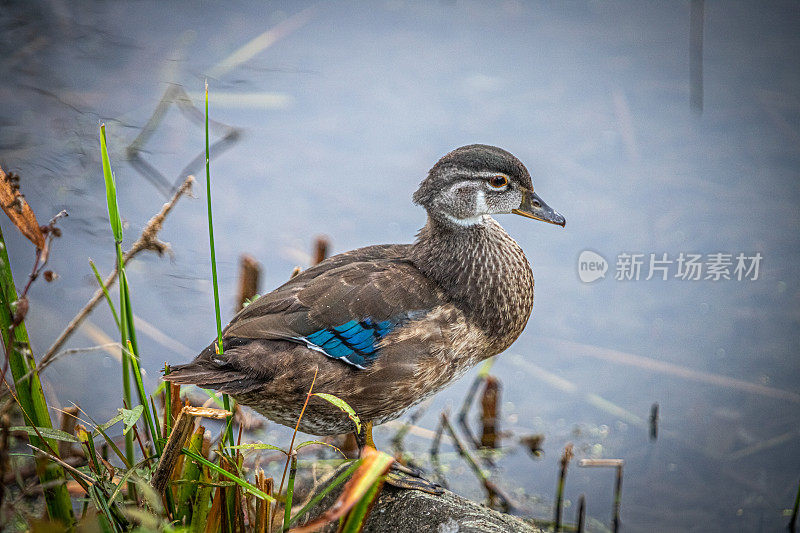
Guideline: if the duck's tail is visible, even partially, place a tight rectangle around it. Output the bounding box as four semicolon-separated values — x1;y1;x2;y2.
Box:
163;340;264;396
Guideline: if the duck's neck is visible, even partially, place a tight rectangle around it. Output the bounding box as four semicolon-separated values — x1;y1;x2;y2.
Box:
410;215;534;351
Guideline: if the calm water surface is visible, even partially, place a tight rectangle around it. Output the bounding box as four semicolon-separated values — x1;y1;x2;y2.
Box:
1;2;798;531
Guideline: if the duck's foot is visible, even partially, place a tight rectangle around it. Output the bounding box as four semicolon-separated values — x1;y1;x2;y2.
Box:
355;423;443;494
385;462;445;495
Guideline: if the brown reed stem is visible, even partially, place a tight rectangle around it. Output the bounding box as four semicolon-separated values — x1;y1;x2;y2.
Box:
554;443;574;532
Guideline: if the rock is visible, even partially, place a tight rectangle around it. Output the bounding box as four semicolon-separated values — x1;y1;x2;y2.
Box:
296;466;543;533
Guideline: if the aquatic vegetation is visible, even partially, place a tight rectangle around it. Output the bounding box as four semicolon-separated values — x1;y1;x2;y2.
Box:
0;102;391;532
0;87;639;533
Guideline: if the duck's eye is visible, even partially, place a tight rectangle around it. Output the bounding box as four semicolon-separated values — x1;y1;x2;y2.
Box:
488;175;509;189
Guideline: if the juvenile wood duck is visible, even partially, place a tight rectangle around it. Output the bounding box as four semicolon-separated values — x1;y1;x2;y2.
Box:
166;144;564;486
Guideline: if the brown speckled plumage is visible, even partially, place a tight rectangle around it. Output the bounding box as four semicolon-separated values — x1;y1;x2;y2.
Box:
165;145;563;436
411;217;534;352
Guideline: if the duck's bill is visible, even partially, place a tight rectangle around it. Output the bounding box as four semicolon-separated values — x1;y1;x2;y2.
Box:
512;189;566;227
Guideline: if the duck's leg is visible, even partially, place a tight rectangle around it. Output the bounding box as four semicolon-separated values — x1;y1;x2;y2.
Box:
355;421;444;495
355;421;376;450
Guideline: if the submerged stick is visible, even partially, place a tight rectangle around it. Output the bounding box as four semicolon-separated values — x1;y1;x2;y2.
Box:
457;371;485;449
480;375;501;449
613;463;622;533
579;459;624;533
690;0;705;113
313;235;329;265
441;412;512;512
649;402;659;441
554;443;574;532
390;401;430;459
429;415;448;489
789;478;799;533
236;254;261;311
576;493;586;533
126;84;240;196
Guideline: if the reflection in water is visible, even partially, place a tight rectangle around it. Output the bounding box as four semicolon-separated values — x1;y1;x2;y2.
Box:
127;84;242;196
2;1;799;531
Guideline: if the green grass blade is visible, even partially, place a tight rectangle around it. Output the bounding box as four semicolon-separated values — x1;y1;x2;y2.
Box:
89;484;124;533
288;460;361;528
190;467;213;532
99;125;159;458
125;337;160;453
163;364;172;437
149;395;163;442
312;393;361;434
339;475;384;533
0;224;75;526
283;452;298;531
197;387;225;409
789;479;800;532
106;458;152;505
181;447;274;502
93;412;123;435
117;285;134;468
119;405;144;435
199;387;225;408
226;443;287;454
99;124;122;243
86;412;130;469
177;427;205;523
100;124;135;469
294;440;346;458
9;426;79;443
89;259;120;330
77;426;103;476
204;83;222;353
289;449;393;531
203;81;236;448
120;272;140;354
478;356;495;378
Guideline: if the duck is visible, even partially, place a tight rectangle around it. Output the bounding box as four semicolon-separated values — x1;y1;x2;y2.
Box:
165;144;564;489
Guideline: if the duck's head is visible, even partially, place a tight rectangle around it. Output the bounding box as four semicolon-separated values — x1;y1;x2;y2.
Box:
413;144;565;229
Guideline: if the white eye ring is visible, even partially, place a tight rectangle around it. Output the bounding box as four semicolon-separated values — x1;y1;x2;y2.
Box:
486;175;509;190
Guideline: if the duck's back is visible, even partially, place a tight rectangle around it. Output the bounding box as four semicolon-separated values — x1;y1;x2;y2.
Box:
223;243;441;350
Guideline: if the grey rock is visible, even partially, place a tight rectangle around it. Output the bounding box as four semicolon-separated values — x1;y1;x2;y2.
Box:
297;466;543;533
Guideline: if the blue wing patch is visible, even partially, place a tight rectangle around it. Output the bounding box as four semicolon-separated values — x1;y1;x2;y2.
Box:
302;318;394;368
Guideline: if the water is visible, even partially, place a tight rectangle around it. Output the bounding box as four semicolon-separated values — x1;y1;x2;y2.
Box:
2;1;798;531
